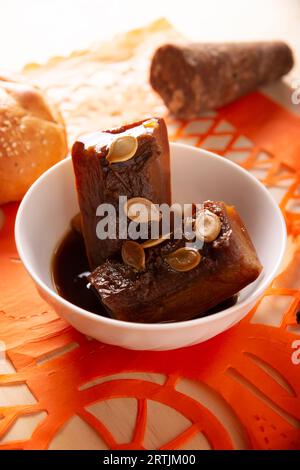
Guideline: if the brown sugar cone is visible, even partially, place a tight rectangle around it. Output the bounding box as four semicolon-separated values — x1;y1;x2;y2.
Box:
150;41;294;118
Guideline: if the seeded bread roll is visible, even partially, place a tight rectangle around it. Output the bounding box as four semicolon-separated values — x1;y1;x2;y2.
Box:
0;77;68;205
150;42;294;118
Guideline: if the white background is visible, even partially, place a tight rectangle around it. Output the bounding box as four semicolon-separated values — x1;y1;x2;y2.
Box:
1;0;300;77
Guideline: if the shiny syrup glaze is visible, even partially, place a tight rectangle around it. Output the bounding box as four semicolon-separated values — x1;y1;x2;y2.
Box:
52;229;238;321
52;229;109;317
79;118;158;152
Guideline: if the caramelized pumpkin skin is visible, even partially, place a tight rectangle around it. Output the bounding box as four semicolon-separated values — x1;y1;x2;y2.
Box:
89;201;262;323
72;118;171;270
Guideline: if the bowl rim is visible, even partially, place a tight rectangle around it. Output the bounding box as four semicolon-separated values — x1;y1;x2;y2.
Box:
15;142;287;331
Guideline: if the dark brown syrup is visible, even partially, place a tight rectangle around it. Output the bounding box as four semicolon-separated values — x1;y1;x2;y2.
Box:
52;229;238;321
52;229;109;317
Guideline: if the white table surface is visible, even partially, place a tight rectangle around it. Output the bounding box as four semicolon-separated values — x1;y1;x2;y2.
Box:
1;0;300;80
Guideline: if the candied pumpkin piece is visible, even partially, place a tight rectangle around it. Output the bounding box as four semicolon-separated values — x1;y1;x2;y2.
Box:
72;118;171;269
88;201;262;323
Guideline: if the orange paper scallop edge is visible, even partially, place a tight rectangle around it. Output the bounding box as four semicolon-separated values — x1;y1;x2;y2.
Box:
1;92;300;450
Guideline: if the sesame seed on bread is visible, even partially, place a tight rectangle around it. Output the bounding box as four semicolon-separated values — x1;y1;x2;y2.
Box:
0;77;68;205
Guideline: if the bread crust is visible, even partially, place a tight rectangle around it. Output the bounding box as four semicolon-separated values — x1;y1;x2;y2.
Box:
0;78;68;204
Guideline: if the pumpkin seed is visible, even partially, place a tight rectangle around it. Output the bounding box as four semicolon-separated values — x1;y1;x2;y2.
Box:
121;240;145;272
165;247;201;272
194;209;221;243
143;118;158;128
142;232;171;248
124;197;161;224
106;135;138;163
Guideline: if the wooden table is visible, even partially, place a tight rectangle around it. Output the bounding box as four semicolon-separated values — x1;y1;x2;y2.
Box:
0;0;300;450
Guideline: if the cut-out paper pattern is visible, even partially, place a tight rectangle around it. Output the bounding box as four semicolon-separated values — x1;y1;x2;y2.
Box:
1;91;300;450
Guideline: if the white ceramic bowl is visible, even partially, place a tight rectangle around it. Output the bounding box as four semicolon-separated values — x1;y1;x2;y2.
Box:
15;143;286;351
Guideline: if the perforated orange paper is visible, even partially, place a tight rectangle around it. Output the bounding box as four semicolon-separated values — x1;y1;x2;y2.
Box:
0;92;300;450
